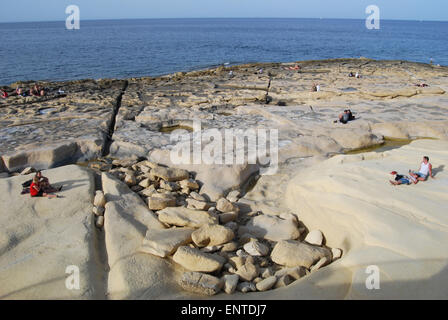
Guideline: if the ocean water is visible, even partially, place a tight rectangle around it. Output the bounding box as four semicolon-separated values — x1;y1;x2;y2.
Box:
0;18;447;85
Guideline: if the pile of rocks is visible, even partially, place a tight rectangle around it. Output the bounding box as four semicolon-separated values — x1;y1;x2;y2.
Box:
89;157;343;296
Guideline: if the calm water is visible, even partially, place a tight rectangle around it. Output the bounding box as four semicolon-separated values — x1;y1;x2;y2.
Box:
0;18;447;85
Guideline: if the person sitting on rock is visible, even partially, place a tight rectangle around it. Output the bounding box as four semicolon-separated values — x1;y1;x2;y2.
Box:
389;171;415;186
409;156;434;184
16;87;27;97
35;170;62;193
311;83;320;92
1;89;8;99
335;109;355;124
30;176;57;198
348;72;355;77
355;72;362;79
30;84;45;96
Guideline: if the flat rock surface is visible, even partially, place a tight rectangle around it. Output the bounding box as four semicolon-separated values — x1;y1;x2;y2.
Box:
0;165;103;299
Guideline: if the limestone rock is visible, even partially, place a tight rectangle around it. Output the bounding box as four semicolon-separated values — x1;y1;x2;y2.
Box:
221;241;239;252
310;256;330;273
217;198;239;213
243;240;270;256
240;214;301;242
271;240;332;268
180;179;199;190
256;276;277;291
192;224;235;247
235;260;259;281
237;281;256;293
275;274;293;288
148;194;177;211
158;207;218;228
219;211;239;224
20;167;36;175
139;228;194;258
331;248;343;260
151;166;189;182
186;198;211;211
226;190;241;203
274;267;306;280
96;215;104;228
190;191;206;202
305;230;324;246
124;173;136;186
179;272;223;296
93;190;106;207
160;179;180;191
173;246;224;273
223;274;239;294
92;206;105;216
138;178;151;188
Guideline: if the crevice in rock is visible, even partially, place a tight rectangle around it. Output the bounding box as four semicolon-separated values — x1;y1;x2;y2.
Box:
101;80;129;157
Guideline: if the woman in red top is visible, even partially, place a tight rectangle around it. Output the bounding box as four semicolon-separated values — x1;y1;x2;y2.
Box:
30;177;56;198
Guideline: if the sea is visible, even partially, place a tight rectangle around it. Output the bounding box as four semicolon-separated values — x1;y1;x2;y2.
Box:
0;18;447;85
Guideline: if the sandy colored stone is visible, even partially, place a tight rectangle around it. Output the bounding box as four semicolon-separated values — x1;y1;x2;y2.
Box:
179;272;223;296
151;166;189;182
256;276;277;291
240;214;301;242
158;206;218;228
271;240;332;268
192;224;235;247
139;228;194;258
305;230;324;246
173;246;224;273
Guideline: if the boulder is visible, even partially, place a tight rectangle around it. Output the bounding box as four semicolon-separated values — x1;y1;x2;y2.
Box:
139;228;194;258
148;194;177;211
256;276;277;291
158;207;218;228
179;179;199;190
191;224;235;247
219;211;239;224
151;166;190;182
0;165;104;299
179;272;223;296
216;198;239;213
239;214;301;242
305;230;324;246
186;198;211;211
223;274;239;294
243;240;270;256
173;246;224;273
93;190;106;207
271;240;332;269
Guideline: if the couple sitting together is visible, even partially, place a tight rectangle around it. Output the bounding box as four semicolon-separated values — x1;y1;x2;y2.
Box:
29;171;62;198
390;156;435;185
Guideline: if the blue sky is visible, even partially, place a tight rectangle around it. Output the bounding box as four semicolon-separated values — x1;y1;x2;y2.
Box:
1;0;447;22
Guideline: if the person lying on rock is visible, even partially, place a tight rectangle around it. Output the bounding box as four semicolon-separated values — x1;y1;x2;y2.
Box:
334;109;355;124
389;171;415;186
1;89;8;99
30;176;57;198
409;156;434;184
35;170;62;193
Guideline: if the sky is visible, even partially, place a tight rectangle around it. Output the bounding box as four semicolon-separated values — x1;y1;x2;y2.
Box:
0;0;447;23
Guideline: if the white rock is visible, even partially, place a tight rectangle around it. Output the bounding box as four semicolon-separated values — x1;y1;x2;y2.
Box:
216;198;239;213
124;173;136;186
186;198;211;211
310;256;330;273
173;246;224;273
96;215;104;228
93;190;106;207
223;274;239;294
20;167;36;175
92;206;105;216
331;248;342;260
157;207;218;228
139;228;194;258
243;240;270;256
192;224;235;247
138;178;151;188
226;190;241;202
271;240;332;268
240;214;301;242
180;272;223;296
305;230;324;246
256;276;277;291
190;191;207;202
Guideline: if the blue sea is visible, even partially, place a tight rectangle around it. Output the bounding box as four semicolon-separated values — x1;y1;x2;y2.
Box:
0;18;447;85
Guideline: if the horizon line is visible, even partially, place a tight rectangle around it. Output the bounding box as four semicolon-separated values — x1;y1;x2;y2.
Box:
1;16;448;24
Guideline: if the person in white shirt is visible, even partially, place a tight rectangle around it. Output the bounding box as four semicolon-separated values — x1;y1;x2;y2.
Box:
409;156;434;184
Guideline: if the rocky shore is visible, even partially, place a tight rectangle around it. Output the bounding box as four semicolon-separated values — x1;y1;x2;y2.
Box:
0;58;447;299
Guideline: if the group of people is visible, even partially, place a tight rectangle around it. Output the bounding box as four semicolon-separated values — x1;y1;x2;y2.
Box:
29;171;62;198
389;156;435;186
348;72;362;78
1;84;47;99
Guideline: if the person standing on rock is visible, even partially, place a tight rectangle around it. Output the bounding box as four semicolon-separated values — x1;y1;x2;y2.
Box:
409;156;434;184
